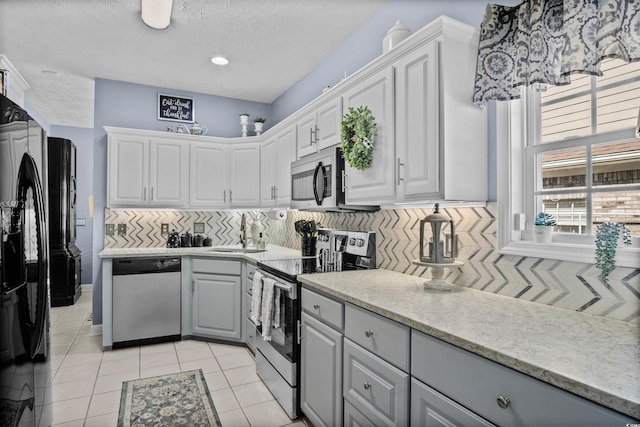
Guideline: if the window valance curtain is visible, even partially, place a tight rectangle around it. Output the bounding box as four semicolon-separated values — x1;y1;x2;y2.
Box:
473;0;640;106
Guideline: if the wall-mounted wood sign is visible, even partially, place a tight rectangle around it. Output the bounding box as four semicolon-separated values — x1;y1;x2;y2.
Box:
157;93;194;123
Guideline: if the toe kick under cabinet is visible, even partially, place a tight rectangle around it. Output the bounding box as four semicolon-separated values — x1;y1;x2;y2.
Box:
300;285;635;427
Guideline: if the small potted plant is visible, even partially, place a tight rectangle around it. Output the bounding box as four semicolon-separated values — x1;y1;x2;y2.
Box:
595;222;632;284
533;212;556;243
239;113;250;125
253;117;266;134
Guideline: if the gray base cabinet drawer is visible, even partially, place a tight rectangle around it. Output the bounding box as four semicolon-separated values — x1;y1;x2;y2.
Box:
193;258;241;275
344;338;409;426
411;330;634;426
344;399;376;427
345;304;410;371
302;287;344;330
246;262;256;281
411;377;495;427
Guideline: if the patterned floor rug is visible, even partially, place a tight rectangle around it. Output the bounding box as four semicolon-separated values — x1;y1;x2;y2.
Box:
118;369;221;427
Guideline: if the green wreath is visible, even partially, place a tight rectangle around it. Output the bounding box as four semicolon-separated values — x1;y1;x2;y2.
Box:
340;106;377;171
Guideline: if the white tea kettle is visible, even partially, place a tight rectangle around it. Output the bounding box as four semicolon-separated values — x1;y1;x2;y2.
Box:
177;122;208;135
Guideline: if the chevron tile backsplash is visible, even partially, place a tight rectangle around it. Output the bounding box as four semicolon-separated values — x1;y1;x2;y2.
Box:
104;204;639;323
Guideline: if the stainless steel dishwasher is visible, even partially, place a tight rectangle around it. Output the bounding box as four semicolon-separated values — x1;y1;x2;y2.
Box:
112;257;181;348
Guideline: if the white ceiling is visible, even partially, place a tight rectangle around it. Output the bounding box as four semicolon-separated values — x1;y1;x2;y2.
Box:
0;0;389;128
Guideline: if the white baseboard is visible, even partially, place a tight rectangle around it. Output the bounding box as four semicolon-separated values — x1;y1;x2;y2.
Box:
89;324;103;336
81;283;93;292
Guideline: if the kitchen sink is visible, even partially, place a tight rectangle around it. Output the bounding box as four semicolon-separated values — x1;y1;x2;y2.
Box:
208;247;267;253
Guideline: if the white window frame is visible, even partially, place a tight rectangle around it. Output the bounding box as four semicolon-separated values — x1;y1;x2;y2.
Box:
496;92;640;268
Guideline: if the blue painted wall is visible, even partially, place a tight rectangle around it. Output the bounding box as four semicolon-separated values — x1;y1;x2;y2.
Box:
49;125;94;284
271;0;494;123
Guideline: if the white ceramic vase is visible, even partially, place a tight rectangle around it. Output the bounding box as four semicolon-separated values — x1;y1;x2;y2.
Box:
533;225;554;243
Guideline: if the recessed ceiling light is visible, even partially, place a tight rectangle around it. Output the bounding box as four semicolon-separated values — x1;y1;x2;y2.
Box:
211;56;229;65
41;69;58;76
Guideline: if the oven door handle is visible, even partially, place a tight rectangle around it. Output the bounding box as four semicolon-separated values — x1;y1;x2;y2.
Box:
274;281;293;293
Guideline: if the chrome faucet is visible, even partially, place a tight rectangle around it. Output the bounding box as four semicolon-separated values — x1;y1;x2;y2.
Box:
240;213;248;249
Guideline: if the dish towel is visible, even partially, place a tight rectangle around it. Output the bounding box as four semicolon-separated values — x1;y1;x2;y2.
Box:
260;277;277;341
250;271;264;325
272;287;282;329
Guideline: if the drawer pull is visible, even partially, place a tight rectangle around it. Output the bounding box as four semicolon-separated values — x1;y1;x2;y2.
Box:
364;330;373;337
496;396;510;409
313;304;320;309
363;382;371;390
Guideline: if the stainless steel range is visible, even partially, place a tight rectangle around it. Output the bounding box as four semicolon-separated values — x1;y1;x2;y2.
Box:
254;229;376;419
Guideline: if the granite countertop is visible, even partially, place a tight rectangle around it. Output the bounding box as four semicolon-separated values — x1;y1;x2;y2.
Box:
98;244;302;262
297;269;640;419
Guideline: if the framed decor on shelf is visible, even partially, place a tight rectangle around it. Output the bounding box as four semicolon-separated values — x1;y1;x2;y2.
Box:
157;93;194;123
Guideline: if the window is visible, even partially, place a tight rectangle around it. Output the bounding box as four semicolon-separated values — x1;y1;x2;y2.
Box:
496;59;640;266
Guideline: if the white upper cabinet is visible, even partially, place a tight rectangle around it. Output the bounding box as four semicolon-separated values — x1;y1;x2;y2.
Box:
297;97;342;158
394;19;487;203
342;67;396;205
343;16;486;206
108;134;148;207
229;142;261;207
261;125;296;208
149;138;189;206
260;136;277;208
108;131;188;208
190;142;228;208
394;40;440;200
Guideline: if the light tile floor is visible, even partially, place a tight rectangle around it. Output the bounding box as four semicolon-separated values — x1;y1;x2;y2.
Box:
47;290;308;427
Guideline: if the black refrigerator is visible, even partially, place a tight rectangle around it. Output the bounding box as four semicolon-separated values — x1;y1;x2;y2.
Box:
47;137;81;307
0;93;53;426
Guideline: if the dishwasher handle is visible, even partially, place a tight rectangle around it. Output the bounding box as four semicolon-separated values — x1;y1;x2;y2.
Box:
112;257;181;275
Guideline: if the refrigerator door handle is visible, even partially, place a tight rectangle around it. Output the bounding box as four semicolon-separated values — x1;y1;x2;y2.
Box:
15;153;48;359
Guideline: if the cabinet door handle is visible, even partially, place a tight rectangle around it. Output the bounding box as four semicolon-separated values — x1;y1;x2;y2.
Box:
341;170;347;192
397;158;404;185
224;190;226;203
274;186;277;200
230;190;232;203
313;304;320;309
143;187;147;201
496;396;510;409
364;330;373;337
314;125;319;143
363;382;371;390
310;127;315;145
192;279;195;292
151;187;154;201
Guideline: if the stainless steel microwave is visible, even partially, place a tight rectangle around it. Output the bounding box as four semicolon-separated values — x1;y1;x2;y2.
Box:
290;147;379;212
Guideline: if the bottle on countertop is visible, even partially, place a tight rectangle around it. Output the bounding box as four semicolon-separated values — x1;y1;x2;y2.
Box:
256;232;267;250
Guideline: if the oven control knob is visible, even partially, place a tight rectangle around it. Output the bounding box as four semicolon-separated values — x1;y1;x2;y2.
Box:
349;238;356;246
356;238;365;247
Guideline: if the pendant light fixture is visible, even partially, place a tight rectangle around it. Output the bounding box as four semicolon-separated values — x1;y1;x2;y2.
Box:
141;0;174;30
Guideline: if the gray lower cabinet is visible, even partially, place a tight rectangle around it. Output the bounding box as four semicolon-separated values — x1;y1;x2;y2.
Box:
244;262;257;352
343;338;409;426
192;258;242;341
300;310;343;427
411;330;634;426
411;377;495;427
